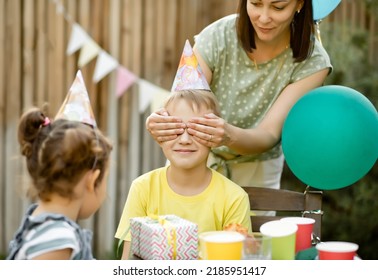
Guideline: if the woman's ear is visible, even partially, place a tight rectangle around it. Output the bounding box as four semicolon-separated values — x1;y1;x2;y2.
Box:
86;169;101;192
297;0;304;12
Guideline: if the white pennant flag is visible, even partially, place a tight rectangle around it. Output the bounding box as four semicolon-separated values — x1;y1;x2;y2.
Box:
66;23;90;55
78;39;101;68
151;88;170;112
93;50;119;83
138;80;166;113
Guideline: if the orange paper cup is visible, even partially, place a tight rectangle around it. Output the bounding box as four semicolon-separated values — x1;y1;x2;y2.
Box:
316;241;358;260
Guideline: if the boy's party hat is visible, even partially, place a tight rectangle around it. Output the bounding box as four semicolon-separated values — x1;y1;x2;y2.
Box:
171;40;211;92
55;70;97;127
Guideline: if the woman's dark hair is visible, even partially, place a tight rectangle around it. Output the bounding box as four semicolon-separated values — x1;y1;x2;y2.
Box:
18;107;113;201
236;0;314;62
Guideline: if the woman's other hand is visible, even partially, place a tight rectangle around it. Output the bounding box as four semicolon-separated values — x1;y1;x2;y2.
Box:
145;108;186;143
187;113;232;148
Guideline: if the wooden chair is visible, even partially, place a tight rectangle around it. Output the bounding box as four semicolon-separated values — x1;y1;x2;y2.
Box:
242;186;323;242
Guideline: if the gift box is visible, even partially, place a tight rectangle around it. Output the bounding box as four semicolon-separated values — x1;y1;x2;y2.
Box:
130;215;198;260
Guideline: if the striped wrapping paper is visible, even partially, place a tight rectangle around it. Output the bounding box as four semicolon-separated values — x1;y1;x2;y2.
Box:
130;215;198;260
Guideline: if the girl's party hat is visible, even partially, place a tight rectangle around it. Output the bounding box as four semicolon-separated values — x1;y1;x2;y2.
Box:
55;70;97;127
171;40;211;92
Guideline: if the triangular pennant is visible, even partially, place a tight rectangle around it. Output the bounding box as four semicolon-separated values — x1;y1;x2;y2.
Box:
150;89;170;112
78;39;101;68
93;50;119;83
66;23;91;56
138;80;164;113
55;70;97;127
171;39;210;92
116;66;138;98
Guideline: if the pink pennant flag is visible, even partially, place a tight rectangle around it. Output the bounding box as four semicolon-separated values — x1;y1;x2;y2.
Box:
116;66;138;98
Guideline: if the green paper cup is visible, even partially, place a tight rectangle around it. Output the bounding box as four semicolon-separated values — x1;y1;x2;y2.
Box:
260;220;298;260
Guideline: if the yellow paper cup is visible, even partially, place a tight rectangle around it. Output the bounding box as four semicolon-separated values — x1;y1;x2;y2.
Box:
260;220;298;260
199;231;245;260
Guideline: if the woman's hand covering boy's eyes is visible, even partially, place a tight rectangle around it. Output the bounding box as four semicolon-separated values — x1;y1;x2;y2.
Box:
145;108;186;143
187;113;232;148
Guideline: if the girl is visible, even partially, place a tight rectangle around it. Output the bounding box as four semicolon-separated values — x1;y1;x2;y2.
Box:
7;108;112;260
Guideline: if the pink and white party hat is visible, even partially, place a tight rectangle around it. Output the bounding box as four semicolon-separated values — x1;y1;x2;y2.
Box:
55;70;97;127
171;40;211;92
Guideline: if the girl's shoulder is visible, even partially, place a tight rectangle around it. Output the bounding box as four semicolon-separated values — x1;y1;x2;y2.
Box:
7;207;92;259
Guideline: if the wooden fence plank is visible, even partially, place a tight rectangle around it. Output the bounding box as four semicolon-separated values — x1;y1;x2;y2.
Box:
4;0;23;250
0;0;5;253
94;0;120;260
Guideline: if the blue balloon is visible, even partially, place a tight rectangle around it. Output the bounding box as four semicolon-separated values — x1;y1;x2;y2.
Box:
312;0;341;21
282;85;378;190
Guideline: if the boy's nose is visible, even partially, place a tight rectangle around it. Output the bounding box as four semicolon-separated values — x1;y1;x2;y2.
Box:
178;129;192;143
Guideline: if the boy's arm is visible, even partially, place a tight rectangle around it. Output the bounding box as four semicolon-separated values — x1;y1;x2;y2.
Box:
121;241;131;260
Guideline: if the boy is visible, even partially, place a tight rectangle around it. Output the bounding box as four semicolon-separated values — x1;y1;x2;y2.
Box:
115;89;251;259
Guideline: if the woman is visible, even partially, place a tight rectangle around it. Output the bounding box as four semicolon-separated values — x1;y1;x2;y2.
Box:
146;0;332;203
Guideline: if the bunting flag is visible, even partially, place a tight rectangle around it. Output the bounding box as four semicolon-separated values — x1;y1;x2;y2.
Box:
151;89;170;112
66;23;90;55
116;66;138;98
93;50;119;83
78;38;101;68
138;80;170;113
57;0;170;111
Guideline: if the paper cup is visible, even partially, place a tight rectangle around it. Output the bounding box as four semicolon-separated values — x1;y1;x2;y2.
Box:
199;231;245;260
281;217;315;253
260;220;298;260
316;241;358;260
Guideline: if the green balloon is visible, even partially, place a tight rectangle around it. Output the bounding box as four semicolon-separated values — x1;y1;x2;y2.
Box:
282;85;378;190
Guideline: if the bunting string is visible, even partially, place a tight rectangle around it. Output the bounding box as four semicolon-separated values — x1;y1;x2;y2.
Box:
51;0;170;112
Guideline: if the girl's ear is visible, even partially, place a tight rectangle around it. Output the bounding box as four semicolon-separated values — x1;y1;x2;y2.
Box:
86;169;101;192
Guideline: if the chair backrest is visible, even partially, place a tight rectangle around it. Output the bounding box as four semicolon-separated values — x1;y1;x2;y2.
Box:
241;186;323;240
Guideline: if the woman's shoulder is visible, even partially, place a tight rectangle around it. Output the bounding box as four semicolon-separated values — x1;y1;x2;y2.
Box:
312;38;331;60
291;38;333;78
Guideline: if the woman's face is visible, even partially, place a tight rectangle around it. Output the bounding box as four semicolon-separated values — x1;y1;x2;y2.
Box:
247;0;303;45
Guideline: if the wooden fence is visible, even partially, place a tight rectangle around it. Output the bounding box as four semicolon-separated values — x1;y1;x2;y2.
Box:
0;0;376;259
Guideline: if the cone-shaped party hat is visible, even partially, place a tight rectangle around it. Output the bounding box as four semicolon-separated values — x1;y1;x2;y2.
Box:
171;40;211;92
55;70;97;127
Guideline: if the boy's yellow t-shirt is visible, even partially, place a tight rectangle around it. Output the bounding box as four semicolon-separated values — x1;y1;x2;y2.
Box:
115;166;251;241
